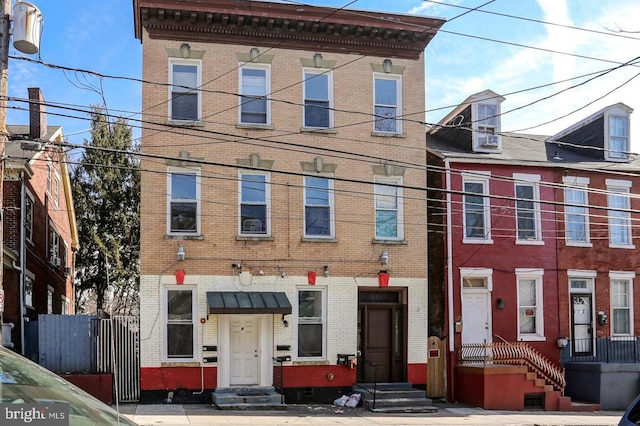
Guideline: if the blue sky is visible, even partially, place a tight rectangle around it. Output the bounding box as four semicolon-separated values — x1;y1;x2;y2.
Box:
7;0;640;151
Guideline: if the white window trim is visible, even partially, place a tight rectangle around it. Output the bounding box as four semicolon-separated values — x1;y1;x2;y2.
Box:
605;113;630;161
303;175;335;239
168;58;202;123
610;271;635;338
47;285;54;314
238;63;271;125
238;171;271;237
473;101;501;152
374;176;404;241
373;72;402;135
24;271;35;308
54;171;61;209
462;172;493;244
166;166;201;236
460;267;494;292
49;223;60;265
164;285;197;362
25;189;34;244
606;180;634;249
563;176;591;247
568;270;596;293
516;268;545;341
514;174;542;244
302;68;333;129
295;286;327;361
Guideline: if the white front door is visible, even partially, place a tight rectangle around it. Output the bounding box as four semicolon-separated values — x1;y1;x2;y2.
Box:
230;316;259;386
462;291;492;345
571;294;593;355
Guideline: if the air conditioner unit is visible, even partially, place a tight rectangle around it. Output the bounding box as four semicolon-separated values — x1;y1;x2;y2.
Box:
54;257;61;267
481;135;499;147
242;219;263;233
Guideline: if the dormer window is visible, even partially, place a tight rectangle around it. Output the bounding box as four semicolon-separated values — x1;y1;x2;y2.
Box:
475;102;500;150
608;115;629;159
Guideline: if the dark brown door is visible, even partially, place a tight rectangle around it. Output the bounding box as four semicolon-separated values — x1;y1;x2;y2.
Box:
358;292;406;383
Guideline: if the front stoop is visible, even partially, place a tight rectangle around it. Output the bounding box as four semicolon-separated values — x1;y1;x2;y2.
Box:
354;383;438;413
212;386;286;410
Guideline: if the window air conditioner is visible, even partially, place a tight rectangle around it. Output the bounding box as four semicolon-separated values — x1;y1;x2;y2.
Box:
54;257;61;267
481;134;499;147
242;219;263;233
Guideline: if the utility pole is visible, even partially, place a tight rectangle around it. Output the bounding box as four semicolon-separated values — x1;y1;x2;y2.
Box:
0;0;11;341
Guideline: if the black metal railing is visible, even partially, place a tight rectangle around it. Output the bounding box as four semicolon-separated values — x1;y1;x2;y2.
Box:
562;336;640;364
272;357;287;404
354;358;379;410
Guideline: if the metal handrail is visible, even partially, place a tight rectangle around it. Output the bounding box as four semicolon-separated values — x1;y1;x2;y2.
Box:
457;339;565;393
354;358;378;410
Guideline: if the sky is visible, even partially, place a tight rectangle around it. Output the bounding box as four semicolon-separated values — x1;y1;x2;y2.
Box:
6;0;640;152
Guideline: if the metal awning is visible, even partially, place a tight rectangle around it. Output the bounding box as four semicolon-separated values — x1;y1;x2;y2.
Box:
206;291;292;315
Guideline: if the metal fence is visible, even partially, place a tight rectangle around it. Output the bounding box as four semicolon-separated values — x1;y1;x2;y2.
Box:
562;336;640;364
98;316;140;402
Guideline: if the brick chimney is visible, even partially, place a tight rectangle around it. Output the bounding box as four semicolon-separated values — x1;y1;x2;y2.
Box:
28;87;47;140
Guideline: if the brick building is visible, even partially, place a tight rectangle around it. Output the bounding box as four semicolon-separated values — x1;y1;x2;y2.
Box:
2;88;78;354
133;0;444;403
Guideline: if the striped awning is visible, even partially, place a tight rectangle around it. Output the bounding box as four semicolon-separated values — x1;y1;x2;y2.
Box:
206;291;292;315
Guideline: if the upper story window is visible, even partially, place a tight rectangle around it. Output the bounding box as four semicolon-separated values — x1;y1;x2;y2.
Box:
303;70;332;129
166;287;195;360
463;173;492;243
304;176;334;238
297;288;326;359
563;177;590;246
24;274;34;308
374;177;403;240
46;159;52;194
240;65;270;125
239;172;270;236
54;172;60;209
516;269;545;341
168;168;200;236
49;224;60;265
514;174;542;243
373;74;402;134
607;179;633;248
169;59;201;121
608;115;629;159
25;190;34;243
476;103;499;148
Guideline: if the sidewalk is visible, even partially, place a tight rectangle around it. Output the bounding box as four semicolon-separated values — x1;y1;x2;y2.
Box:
117;401;624;425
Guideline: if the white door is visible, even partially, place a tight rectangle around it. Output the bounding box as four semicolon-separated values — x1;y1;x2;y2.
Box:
462;291;491;345
571;294;593;355
230;316;259;386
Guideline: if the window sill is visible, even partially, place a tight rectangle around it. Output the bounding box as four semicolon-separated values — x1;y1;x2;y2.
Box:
301;237;338;243
518;335;546;342
300;127;337;134
161;361;199;367
292;360;329;366
165;234;204;240
237;235;274;241
462;238;494;245
237;123;274;130
166;119;204;127
371;131;406;138
372;239;407;245
565;241;593;248
515;239;544;246
609;243;636;249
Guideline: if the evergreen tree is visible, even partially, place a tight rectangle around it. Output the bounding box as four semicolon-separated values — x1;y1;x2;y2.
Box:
70;108;140;315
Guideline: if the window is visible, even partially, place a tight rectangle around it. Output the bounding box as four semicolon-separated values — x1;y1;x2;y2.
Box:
54;174;60;208
46;159;52;194
608;115;629;159
610;273;634;336
239;172;269;235
374;74;401;133
61;297;69;315
463;174;491;242
514;175;541;242
166;288;195;359
24;275;34;308
304;176;334;237
303;70;332;128
240;65;269;124
49;225;60;265
297;289;325;358
169;60;200;121
25;191;34;242
375;178;403;240
607;180;632;247
168;168;200;235
477;103;498;147
47;286;53;314
517;269;544;340
563;177;590;245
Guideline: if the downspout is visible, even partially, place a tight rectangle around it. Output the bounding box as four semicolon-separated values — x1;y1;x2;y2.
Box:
18;171;25;354
445;159;454;353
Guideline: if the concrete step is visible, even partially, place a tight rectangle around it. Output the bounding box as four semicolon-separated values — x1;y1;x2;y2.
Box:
212;386;286;410
354;383;437;413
